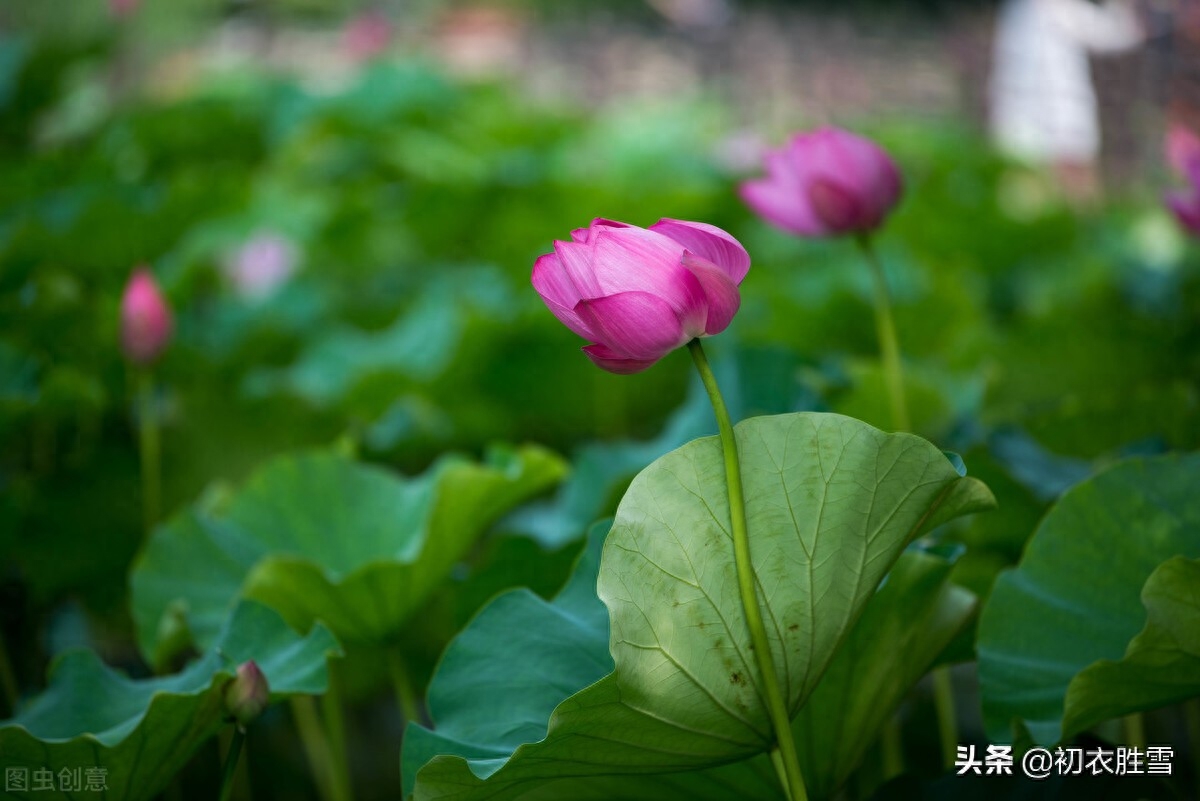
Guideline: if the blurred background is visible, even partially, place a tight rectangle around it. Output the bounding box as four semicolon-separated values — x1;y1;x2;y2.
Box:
1;0;1198;798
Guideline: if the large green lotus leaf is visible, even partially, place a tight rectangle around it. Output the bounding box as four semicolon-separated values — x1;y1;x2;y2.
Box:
1060;556;1200;738
793;545;977;799
131;445;565;666
598;412;993;757
404;521;783;801
0;601;339;801
977;453;1200;745
405;413;993;800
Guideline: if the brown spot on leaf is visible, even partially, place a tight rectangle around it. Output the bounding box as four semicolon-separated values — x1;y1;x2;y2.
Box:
730;671;745;686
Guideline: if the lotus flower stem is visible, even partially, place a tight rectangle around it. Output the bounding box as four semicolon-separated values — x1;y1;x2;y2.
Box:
880;715;904;778
687;339;809;801
769;748;795;801
387;646;421;725
290;695;349;801
136;370;162;538
931;666;957;769
217;726;246;801
854;236;910;433
322;666;354;801
1123;712;1146;751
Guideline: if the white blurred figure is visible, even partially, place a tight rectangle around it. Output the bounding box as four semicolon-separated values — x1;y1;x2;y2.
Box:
990;0;1143;201
224;231;298;301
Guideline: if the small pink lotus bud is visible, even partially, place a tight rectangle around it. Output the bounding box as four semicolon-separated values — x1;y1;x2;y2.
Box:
224;661;270;726
531;218;750;374
739;126;903;238
120;268;173;365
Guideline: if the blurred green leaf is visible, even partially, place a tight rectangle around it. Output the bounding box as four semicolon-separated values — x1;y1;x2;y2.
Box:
977;453;1200;745
0;601;340;801
130;445;565;668
1060;556;1200;738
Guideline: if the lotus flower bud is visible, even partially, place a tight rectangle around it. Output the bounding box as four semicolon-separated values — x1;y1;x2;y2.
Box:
224;661;270;726
120;267;172;365
739;126;903;238
532;218;750;374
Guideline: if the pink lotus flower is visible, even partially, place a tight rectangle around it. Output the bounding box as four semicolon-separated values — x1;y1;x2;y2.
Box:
740;126;903;237
1165;125;1200;236
121;267;172;365
343;11;393;62
1166;124;1200;176
532;218;750;374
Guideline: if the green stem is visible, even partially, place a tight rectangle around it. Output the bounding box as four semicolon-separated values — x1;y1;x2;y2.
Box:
931;666;958;770
769;748;795;801
137;370;161;538
880;715;904;779
1122;712;1146;751
855;236;910;432
290;696;337;801
217;726;246;801
387;646;421;725
321;666;353;801
687;339;809;801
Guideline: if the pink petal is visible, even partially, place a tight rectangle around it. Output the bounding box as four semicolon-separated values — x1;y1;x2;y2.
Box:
812;128;902;221
739;177;824;236
650;219;751;284
1166;125;1200;177
532;253;597;339
574;291;687;361
581;343;660;374
552;239;603;298
808;177;865;232
681;253;741;335
590;227;708;335
531;252;580;308
571;218;635;244
1167;191;1200;236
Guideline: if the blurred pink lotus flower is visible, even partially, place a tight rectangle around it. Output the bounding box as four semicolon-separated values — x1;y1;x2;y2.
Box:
224;661;270;726
1165;124;1200;176
224;231;297;300
740;127;903;238
343;11;393;62
532;218;749;374
121;267;172;365
1165;125;1200;236
108;0;140;18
